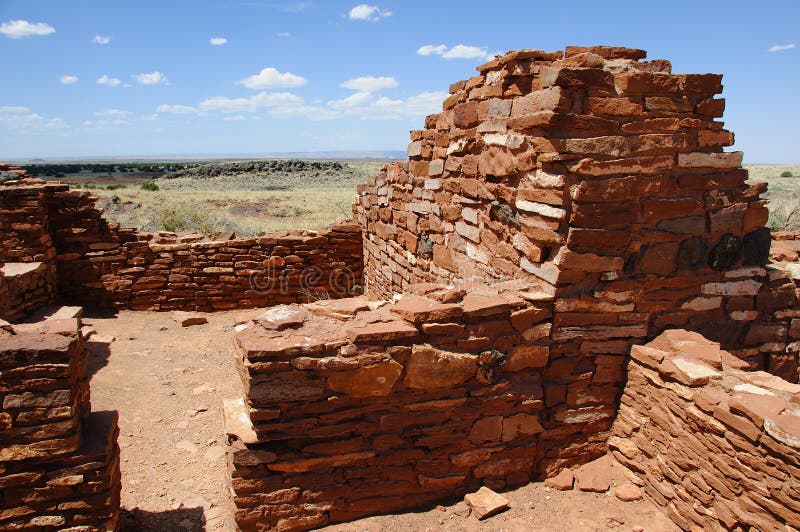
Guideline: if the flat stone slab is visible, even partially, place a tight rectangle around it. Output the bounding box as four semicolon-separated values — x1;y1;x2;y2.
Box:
544;468;574;490
172;311;208;327
464;486;509;520
222;398;259;445
0;261;43;278
576;456;612;493
25;305;84;323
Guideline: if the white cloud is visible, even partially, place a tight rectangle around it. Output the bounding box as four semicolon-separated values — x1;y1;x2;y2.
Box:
327;90;446;120
156;104;199;115
82;118;133;129
93;109;132;117
348;4;392;21
236;67;307;89
0;20;55;39
417;44;447;56
97;75;122;87
340;76;398;92
59;75;78;85
0;106;69;132
134;71;169;85
768;43;796;53
223;115;247;121
210;37;227;46
417;43;493;61
277;32;291;38
200;91;304;113
92;35;110;45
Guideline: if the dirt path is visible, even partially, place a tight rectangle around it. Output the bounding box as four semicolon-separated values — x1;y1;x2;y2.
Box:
85;310;676;532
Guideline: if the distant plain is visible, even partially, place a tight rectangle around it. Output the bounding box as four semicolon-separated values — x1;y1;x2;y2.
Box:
25;162;800;237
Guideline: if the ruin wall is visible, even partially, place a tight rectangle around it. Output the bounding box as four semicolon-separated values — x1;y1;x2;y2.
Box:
0;318;121;530
353;45;798;383
0;178;364;320
611;329;800;530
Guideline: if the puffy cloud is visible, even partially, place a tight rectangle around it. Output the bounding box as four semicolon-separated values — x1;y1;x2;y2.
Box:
0;106;68;132
134;71;169;85
97;75;122;87
93;109;132;117
156;104;198;115
277;32;291;38
210;37;227;46
340;76;398;92
236;67;307;89
223;115;247;121
417;43;493;60
199;91;304;113
59;75;78;85
347;4;392;21
327;90;446;120
768;43;796;53
92;35;110;45
82;118;132;129
0;20;55;39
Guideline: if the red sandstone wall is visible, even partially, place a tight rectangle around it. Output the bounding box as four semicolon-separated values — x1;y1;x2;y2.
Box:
0;320;121;529
227;282;568;530
354;45;797;383
611;330;800;530
0;178;364;317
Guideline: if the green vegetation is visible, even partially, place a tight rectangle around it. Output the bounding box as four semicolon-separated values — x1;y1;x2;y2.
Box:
106;184;126;190
140;181;159;191
781;171;794;177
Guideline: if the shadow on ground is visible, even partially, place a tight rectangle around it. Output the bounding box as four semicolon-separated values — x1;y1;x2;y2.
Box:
121;506;205;532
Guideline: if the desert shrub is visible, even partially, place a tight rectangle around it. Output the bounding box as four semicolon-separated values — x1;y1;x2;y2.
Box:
141;181;159;191
156;203;226;235
781;171;794;177
768;194;800;231
106;184;126;190
84;184;97;190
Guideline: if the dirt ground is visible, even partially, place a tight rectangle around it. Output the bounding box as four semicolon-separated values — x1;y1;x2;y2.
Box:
85;309;677;532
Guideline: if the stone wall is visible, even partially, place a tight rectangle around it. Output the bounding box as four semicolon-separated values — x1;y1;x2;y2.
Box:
56;223;363;312
224;280;615;530
0;177;59;322
0;177;364;318
353;45;797;383
611;329;800;530
0;316;121;530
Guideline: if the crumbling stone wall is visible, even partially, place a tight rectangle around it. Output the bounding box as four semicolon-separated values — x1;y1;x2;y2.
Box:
226;281;557;530
0;318;121;530
611;329;800;530
354;45;797;383
0;175;59;321
0;177;364;318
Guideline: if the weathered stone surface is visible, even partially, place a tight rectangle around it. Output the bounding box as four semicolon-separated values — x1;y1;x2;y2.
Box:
389;294;462;323
326;359;403;398
545;468;574;490
575;456;612;493
404;345;477;389
464;486;509;520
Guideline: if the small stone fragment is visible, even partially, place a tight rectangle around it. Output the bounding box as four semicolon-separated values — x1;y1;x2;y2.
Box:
614;483;643;501
464;486;509;520
544;468;574;490
172;311;207;327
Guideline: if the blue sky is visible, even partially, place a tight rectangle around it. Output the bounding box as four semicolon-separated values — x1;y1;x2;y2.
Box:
0;0;797;162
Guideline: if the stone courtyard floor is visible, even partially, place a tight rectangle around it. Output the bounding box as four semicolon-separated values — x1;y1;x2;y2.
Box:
85;309;677;532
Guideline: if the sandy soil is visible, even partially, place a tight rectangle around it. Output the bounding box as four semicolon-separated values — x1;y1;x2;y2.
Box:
85;310;677;532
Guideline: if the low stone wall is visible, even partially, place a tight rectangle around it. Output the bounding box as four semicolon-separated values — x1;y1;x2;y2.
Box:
0;317;121;530
57;224;364;311
611;329;800;530
0;177;365;317
224;281;618;530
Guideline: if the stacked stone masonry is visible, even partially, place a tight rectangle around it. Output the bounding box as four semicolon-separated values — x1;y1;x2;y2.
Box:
353;45;799;383
0;172;363;319
0;314;121;531
611;329;800;530
226;282;571;531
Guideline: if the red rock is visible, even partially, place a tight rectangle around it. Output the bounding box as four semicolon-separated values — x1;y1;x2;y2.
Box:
346;321;419;343
255;306;308;330
389;294;462;323
404;344;477;389
464;486;509;520
544;469;574;490
575;456;612;493
461;294;509;317
614;483;643;501
326;359;402;398
171;311;207;327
